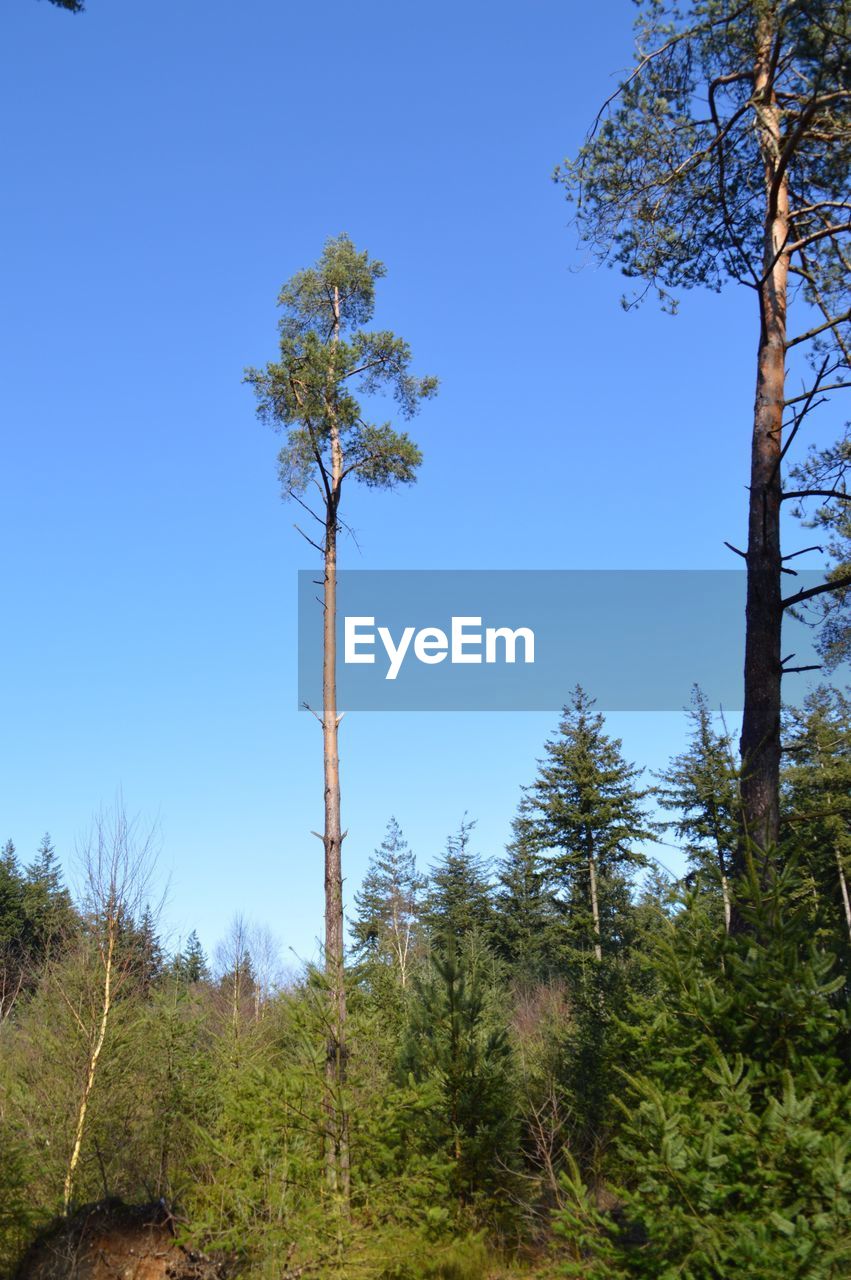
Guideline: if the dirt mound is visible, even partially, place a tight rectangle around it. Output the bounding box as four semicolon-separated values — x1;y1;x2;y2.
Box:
12;1199;231;1280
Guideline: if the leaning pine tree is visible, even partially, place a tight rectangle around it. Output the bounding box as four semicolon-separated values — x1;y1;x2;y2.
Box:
246;235;437;1199
557;0;851;873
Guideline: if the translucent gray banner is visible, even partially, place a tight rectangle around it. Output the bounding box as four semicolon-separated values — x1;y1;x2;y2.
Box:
297;570;844;712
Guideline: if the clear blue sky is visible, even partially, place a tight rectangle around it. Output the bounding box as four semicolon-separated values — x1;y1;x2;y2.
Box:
1;0;841;965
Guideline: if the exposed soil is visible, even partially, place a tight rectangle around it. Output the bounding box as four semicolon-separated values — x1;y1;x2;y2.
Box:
12;1200;232;1280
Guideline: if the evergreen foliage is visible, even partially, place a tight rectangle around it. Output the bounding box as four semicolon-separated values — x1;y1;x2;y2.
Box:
556;860;851;1278
494;817;562;983
172;929;211;984
656;687;739;927
518;688;654;965
1;706;848;1277
351;818;426;986
782;685;851;961
399;936;517;1219
423;819;494;946
245;234;437;504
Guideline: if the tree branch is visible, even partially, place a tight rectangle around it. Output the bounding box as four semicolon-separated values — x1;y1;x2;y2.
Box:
786;308;851;349
782;571;851;610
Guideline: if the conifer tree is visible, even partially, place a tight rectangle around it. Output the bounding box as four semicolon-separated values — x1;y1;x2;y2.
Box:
423;818;494;946
132;905;165;992
246;235;436;1198
351;818;425;987
557;0;851;864
783;686;851;950
0;840;28;1020
521;689;654;963
400;937;517;1212
494;815;562;982
0;840;26;950
557;864;851;1278
173;929;210;984
23;833;76;955
657;687;740;930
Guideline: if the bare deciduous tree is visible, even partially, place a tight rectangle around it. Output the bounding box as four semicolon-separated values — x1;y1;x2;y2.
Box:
61;802;160;1215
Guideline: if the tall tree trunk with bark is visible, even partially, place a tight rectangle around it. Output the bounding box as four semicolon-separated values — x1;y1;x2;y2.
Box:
739;14;790;868
587;851;602;963
246;235;435;1204
322;286;349;1201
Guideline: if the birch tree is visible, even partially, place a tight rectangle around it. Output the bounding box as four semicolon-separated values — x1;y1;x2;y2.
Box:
246;234;436;1198
62;804;159;1214
557;0;851;870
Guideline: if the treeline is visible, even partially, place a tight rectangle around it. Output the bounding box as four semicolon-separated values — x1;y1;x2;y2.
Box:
1;685;849;1278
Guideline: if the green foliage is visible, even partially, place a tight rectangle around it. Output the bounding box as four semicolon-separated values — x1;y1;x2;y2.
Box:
424;818;494;946
171;928;211;984
373;1231;492;1280
0;1118;39;1276
351;818;426;985
494;819;563;984
782;685;851;962
518;688;655;964
400;936;518;1219
554;860;851;1278
245;234;437;505
556;0;851;311
2;708;848;1277
0;834;78;1018
656;687;739;924
788;437;851;669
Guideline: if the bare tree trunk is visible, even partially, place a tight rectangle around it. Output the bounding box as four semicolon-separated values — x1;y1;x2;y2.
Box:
720;867;732;934
738;16;789;878
322;285;349;1203
588;854;602;963
63;926;115;1215
835;849;851;945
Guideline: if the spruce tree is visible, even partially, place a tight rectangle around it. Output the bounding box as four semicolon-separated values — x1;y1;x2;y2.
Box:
657;687;740;930
783;686;851;953
0;840;26;951
522;688;654;964
557;864;851;1279
23;833;76;954
351;817;425;987
175;929;210;984
0;840;29;1019
423;818;494;946
493;814;562;983
399;936;517;1214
